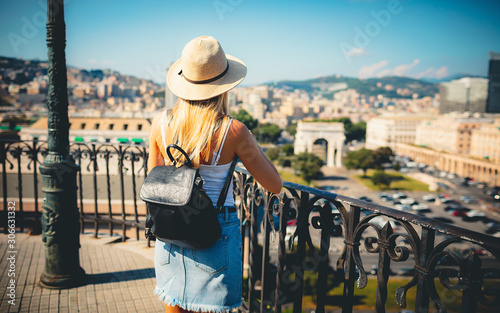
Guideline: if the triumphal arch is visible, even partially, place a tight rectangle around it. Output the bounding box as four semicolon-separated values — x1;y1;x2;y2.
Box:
294;121;345;167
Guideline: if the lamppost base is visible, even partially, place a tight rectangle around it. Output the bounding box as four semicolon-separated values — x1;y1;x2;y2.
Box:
40;267;86;289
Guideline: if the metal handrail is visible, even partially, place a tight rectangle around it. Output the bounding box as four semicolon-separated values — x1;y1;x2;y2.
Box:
1;138;499;313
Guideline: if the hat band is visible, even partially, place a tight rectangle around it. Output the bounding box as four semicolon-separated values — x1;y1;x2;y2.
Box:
179;61;229;85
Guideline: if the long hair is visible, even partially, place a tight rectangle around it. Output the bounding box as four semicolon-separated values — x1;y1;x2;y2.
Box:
164;92;231;168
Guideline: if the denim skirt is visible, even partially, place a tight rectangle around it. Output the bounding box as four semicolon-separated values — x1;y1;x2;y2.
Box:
154;210;242;313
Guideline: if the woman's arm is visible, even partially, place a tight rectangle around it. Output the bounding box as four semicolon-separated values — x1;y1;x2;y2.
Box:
147;113;165;175
232;120;282;194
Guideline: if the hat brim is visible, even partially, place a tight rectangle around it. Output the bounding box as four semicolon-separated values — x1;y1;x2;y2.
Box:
167;54;247;101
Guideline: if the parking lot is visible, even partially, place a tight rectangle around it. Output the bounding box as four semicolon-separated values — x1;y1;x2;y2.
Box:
262;164;500;275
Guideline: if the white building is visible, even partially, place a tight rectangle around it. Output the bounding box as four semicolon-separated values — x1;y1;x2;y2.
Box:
365;115;433;150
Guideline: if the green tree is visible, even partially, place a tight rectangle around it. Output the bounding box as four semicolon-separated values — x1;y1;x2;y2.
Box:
348;121;366;142
278;157;292;168
293;152;323;183
371;170;393;188
265;147;280;162
234;109;258;131
344;148;373;177
285;122;297;137
253;123;282;143
372;146;393;170
393;162;401;172
281;143;294;156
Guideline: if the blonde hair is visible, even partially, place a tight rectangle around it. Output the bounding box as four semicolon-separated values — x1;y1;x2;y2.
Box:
164;92;231;168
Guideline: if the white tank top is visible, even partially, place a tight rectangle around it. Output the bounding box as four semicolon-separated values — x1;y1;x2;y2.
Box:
161;110;235;207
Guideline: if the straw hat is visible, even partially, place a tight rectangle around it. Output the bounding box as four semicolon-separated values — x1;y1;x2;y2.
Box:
167;36;247;101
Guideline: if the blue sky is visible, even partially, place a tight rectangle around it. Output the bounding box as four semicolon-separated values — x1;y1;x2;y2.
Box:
1;0;500;85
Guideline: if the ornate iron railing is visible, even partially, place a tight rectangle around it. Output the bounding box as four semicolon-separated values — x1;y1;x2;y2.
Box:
1;139;500;313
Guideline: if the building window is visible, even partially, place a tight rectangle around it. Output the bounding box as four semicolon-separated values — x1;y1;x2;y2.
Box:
123;124;128;130
109;124;114;130
137;124;142;131
105;138;110;143
81;123;86;129
95;123;100;129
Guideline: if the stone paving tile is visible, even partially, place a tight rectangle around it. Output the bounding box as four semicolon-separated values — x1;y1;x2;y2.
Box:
0;233;164;313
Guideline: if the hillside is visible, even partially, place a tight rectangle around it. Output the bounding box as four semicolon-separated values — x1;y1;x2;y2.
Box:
270;75;440;99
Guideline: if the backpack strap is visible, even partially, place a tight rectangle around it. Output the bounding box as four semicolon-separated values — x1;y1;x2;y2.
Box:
212;118;233;166
216;155;239;209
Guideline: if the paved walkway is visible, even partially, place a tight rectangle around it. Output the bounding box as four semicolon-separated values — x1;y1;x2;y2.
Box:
0;233;164;313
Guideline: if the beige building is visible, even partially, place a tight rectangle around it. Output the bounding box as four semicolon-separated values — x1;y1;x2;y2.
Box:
415;116;494;155
365;115;433;150
470;120;500;164
397;143;500;186
21;117;151;144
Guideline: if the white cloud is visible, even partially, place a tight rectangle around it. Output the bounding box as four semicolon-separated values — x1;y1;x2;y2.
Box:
345;47;369;57
358;60;388;79
434;66;449;79
376;68;392;77
414;66;449;80
392;59;420;76
415;67;436;79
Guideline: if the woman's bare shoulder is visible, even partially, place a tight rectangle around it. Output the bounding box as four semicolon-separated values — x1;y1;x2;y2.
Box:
151;110;164;125
230;119;251;138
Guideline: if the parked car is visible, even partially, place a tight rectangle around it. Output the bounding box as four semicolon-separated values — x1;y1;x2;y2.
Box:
392;199;402;205
464;210;486;221
485;186;500;199
441;198;458;204
393;192;408;199
459;195;477;204
422;194;436;202
381;196;394;202
451;210;468;217
400;198;417;205
412;204;431;213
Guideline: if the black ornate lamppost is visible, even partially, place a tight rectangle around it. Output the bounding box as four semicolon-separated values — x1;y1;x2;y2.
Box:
39;0;85;288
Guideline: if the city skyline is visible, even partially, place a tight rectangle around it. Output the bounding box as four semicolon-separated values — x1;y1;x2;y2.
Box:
1;0;500;85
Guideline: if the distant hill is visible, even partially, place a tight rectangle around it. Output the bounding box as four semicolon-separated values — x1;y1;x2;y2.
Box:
0;55;160;87
268;75;439;99
421;73;487;83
